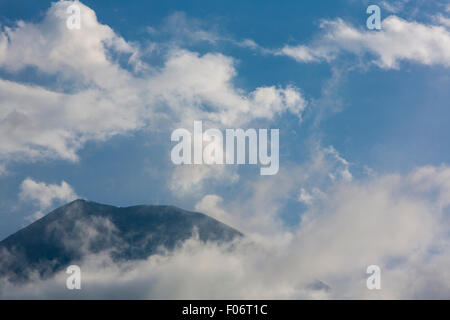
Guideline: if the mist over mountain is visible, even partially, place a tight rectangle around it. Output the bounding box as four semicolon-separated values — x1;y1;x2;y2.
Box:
0;199;242;281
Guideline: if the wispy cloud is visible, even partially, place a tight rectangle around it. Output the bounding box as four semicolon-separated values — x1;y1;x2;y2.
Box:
278;15;450;69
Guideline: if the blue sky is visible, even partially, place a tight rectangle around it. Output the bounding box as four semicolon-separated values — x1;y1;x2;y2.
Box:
1;0;450;240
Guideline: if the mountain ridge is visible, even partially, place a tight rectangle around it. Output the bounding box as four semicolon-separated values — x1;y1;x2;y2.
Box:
0;199;242;281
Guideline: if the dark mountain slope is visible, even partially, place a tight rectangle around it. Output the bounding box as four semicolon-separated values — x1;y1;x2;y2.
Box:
0;199;242;280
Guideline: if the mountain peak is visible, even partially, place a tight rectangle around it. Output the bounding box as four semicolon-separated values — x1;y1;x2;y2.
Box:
0;200;242;281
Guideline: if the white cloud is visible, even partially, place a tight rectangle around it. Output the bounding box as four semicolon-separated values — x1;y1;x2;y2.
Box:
0;1;149;162
170;165;239;196
148;12;273;55
0;78;144;161
2;165;450;299
187;144;354;235
195;194;236;227
323;146;352;182
152;11;222;44
147;49;306;127
280;15;450;69
298;187;325;206
435;13;450;28
0;2;139;81
19;178;78;221
380;1;406;14
0;1;306;174
279;45;330;63
406;165;450;209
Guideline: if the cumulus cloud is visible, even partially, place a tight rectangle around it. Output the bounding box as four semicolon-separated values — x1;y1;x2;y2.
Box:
279;15;450;69
0;1;149;162
147;49;306;127
19;178;78;221
2;165;450;299
195;194;236;227
0;1;306;172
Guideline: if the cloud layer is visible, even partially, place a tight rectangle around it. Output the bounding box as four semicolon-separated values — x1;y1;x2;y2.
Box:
2;165;450;299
